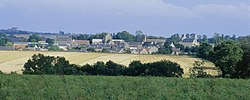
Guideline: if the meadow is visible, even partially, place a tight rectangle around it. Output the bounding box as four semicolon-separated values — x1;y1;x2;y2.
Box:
0;51;217;77
0;75;249;100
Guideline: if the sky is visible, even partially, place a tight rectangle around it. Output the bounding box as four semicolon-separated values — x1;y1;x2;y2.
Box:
0;0;249;37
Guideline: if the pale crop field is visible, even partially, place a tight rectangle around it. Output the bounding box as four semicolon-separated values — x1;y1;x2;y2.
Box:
0;51;218;77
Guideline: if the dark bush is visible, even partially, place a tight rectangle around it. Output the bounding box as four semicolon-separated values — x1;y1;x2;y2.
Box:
23;54;184;77
125;60;183;77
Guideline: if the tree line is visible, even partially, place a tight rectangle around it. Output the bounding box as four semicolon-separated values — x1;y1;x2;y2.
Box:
196;35;250;78
23;54;183;77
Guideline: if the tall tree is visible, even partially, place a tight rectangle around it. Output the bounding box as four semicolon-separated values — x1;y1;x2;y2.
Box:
46;38;55;46
235;36;250;78
196;43;213;60
115;31;135;42
135;30;146;42
212;40;243;78
28;34;42;42
158;38;172;54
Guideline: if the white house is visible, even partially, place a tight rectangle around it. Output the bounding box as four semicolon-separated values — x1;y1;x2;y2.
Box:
92;39;103;44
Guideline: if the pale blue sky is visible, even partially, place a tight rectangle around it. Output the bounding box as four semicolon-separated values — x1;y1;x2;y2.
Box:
0;0;249;36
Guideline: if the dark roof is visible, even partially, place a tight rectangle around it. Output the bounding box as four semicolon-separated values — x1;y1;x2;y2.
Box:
129;42;142;46
142;42;154;47
146;39;166;43
182;38;196;42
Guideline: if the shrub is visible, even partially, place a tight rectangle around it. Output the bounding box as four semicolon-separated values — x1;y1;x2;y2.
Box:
126;60;184;77
189;61;212;78
23;53;80;75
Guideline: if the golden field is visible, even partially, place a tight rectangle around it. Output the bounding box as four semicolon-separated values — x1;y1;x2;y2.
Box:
0;51;217;77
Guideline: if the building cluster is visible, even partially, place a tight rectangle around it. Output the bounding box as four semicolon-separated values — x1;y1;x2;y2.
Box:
9;33;165;54
1;32;201;55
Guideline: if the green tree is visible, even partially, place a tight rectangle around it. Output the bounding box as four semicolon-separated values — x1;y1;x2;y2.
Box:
212;40;243;78
125;61;145;76
115;31;135;42
135;30;146;42
28;34;42;42
90;32;108;39
0;38;5;46
157;38;172;54
48;45;63;51
23;54;80;75
105;60;126;76
189;61;211;78
46;38;55;46
146;60;183;77
196;43;213;60
235;36;250;78
87;47;95;52
0;33;11;46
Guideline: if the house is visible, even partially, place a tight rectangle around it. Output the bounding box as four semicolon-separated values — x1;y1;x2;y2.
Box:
172;47;181;55
143;39;166;48
139;49;149;54
55;35;72;44
145;39;165;45
179;38;200;48
57;43;69;51
13;42;29;50
129;42;143;51
13;42;49;51
147;46;158;54
112;39;125;45
131;49;139;54
71;40;90;48
170;42;181;55
92;39;103;44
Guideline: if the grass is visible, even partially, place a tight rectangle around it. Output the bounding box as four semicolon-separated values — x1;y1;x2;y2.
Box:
0;51;217;77
0;75;249;100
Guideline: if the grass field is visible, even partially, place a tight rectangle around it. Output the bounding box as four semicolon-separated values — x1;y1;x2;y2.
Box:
0;75;249;99
0;51;217;77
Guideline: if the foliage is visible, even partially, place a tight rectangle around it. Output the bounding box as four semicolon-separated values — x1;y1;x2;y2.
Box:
114;31;135;42
87;47;95;52
175;43;185;51
170;34;181;44
145;60;183;77
72;34;90;40
196;43;213;60
48;45;63;51
28;34;42;42
126;60;183;77
135;30;146;42
45;38;55;46
157;38;172;54
82;61;126;76
0;75;250;99
189;61;212;78
23;54;80;75
0;32;11;46
0;70;3;74
90;32;108;39
101;48;110;53
234;36;250;78
212;40;243;78
125;61;145;76
23;54;183;77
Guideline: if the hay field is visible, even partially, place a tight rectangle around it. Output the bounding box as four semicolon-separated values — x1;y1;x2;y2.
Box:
0;51;217;77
